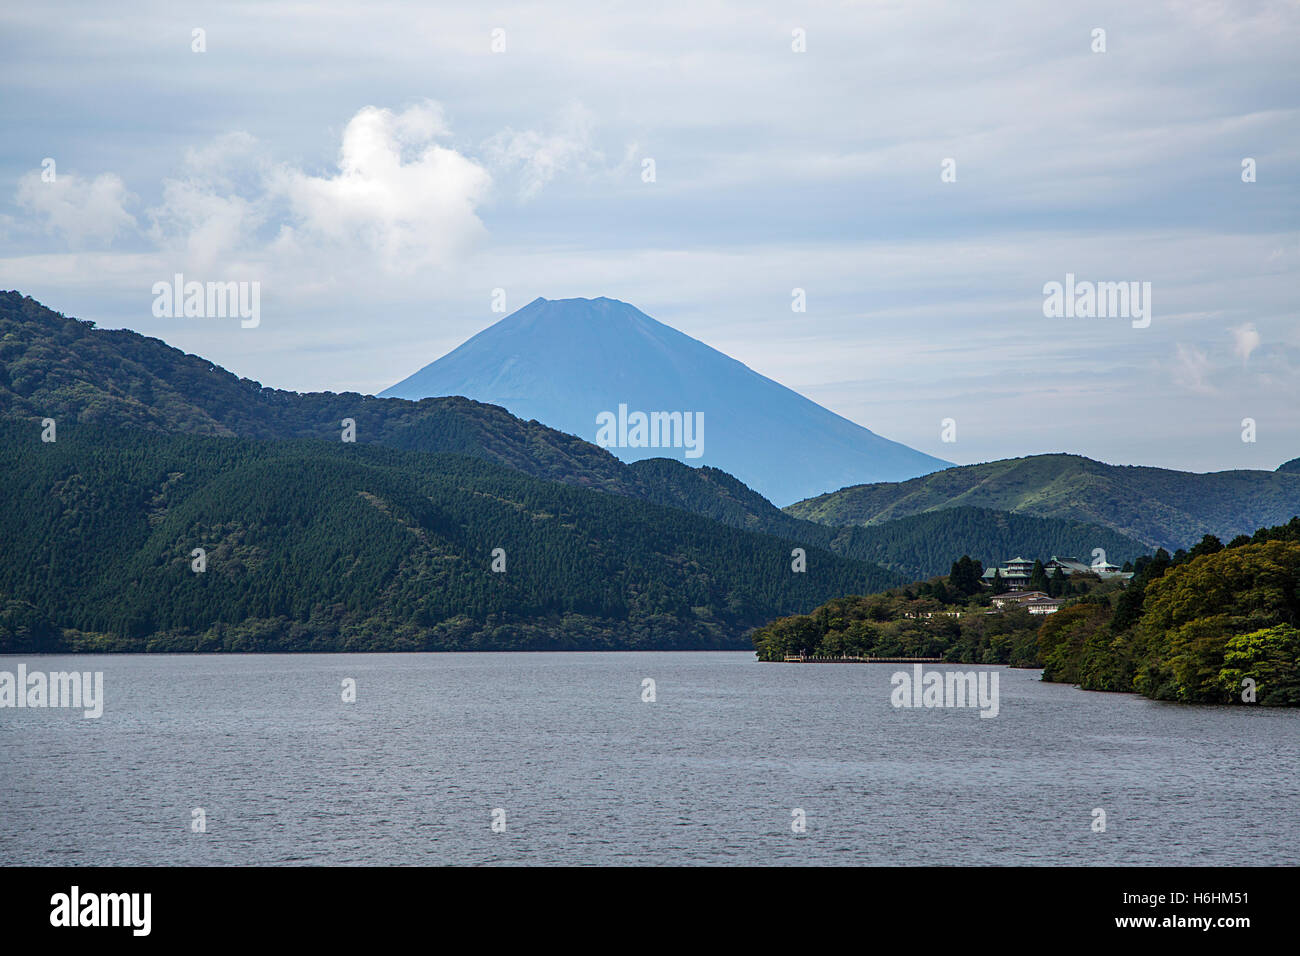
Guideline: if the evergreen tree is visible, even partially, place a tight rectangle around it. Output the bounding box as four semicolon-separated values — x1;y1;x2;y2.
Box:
1049;567;1067;597
1029;559;1049;592
1188;534;1224;560
948;555;984;597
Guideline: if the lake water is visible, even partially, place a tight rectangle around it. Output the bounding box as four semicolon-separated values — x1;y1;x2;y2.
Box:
2;652;1297;866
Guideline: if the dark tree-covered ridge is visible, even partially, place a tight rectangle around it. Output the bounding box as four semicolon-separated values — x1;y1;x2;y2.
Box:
0;421;900;652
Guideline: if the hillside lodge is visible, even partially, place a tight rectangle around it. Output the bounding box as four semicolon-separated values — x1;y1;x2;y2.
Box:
980;555;1135;592
990;591;1062;615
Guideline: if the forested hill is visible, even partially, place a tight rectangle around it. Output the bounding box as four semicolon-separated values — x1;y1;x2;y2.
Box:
754;518;1300;706
0;291;1152;580
822;506;1147;579
0;420;902;652
0;291;846;537
786;453;1300;552
0;291;640;495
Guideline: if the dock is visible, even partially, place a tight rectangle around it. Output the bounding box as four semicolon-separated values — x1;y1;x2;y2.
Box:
781;655;943;663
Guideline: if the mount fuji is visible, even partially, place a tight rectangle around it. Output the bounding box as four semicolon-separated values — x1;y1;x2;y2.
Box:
380;297;950;504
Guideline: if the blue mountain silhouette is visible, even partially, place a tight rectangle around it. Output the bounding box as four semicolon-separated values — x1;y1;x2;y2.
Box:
381;297;950;504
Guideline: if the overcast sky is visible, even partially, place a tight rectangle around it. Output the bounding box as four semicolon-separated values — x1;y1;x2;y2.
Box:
1;0;1297;473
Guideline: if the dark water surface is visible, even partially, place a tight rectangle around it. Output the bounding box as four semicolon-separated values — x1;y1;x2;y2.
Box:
2;652;1296;865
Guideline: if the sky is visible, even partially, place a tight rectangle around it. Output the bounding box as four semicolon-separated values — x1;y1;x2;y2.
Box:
1;0;1297;474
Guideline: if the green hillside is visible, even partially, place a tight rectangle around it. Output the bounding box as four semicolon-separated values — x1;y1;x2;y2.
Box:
1038;523;1300;705
822;506;1147;579
0;291;835;539
786;453;1300;551
754;519;1300;706
0;421;902;652
625;466;1147;579
1;292;1157;582
0;291;641;495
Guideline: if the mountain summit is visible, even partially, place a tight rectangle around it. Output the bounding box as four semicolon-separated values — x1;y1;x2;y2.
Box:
380;297;949;504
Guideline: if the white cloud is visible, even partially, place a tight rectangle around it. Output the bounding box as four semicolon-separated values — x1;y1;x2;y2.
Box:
77;104;496;279
1230;322;1261;364
481;103;604;200
147;134;266;273
271;102;491;271
2;1;1298;473
16;170;136;247
1171;343;1215;394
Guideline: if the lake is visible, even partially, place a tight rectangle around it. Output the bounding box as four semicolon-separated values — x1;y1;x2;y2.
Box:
2;652;1297;865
